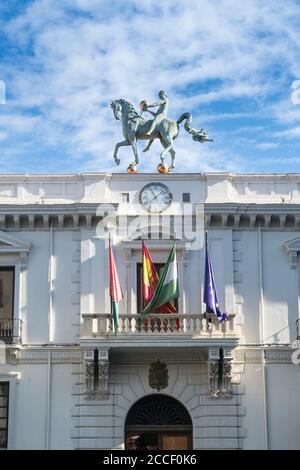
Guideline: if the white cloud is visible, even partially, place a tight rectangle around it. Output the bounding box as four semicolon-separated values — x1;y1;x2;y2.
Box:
256;142;279;150
1;0;300;172
272;99;300;124
276;126;300;139
0;131;8;141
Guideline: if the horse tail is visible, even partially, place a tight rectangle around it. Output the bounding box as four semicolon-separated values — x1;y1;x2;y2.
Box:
177;112;213;143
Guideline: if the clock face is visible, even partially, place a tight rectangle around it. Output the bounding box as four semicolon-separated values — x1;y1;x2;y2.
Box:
139;182;172;213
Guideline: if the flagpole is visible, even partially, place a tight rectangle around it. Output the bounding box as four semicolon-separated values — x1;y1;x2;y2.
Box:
204;231;208;318
109;232;115;335
109;233;112;328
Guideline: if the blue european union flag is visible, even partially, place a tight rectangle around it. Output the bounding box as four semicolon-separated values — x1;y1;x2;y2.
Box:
203;235;228;322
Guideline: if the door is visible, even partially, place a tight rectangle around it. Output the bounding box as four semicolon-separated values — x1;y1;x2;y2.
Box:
125;394;193;450
125;431;192;450
161;434;190;450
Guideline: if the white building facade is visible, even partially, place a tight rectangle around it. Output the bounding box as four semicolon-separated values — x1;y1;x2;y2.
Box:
0;172;300;450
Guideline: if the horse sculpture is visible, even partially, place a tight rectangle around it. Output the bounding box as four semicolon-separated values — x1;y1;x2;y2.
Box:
111;98;212;172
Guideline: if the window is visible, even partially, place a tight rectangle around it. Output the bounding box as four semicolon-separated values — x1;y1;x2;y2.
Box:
137;263;178;313
0;267;15;343
122;192;130;203
182;193;190;203
0;382;9;449
0;267;14;320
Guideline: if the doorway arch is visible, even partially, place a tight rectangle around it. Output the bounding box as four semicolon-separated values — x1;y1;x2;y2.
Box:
125;394;193;450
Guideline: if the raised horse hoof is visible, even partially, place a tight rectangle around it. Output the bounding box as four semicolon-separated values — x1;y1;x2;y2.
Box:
157;163;169;174
127;164;138;174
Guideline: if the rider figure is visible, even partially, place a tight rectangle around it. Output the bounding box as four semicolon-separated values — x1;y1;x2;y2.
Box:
145;90;168;135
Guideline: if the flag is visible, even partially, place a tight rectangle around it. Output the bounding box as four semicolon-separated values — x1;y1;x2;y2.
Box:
142;241;177;313
143;244;179;314
109;238;123;335
203;234;228;322
142;240;159;303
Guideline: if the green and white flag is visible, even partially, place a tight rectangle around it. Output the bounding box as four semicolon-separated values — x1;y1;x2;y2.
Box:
143;244;179;313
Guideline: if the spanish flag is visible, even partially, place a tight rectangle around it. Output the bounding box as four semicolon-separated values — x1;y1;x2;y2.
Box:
142;241;177;313
142;240;159;303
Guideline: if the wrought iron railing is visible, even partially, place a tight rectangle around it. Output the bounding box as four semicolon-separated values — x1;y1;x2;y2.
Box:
0;318;22;344
81;313;237;338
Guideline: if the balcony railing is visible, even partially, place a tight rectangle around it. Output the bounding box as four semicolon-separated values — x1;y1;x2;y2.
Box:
81;313;237;339
0;318;22;344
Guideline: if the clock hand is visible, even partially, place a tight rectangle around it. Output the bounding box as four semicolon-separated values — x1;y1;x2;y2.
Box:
149;188;157;198
150;189;165;203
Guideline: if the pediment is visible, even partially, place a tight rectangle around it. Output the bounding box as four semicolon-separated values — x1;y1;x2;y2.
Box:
284;236;300;268
0;231;32;254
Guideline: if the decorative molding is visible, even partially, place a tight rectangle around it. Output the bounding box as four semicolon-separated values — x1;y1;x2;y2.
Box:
84;348;109;400
284;236;300;268
265;350;295;363
233;347;295;364
97;362;109;399
0;203;299;231
5;347;82;364
0;231;32;269
208;348;233;399
3;345;296;365
6;348;19;365
84;361;93;399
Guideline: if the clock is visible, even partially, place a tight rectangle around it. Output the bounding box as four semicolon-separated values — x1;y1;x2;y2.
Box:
139;182;172;213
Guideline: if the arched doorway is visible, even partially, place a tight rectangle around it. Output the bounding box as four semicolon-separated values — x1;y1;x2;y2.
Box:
125;394;193;450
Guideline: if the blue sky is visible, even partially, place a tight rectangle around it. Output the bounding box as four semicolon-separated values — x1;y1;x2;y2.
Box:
1;0;300;174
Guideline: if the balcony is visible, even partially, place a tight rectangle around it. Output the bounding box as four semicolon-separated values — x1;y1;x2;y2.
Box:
80;313;239;348
0;318;22;344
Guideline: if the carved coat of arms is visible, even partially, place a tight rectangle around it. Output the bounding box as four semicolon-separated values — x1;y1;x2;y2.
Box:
148;360;168;391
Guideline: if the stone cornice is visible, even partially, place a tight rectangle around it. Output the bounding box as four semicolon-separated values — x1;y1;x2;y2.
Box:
0;202;299;230
0;231;32;252
233;347;296;364
6;346;82;364
0;231;32;269
4;345;296;364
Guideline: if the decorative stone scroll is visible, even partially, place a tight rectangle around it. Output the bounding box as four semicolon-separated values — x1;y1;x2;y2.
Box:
97;362;109;399
284;236;300;269
208;348;232;399
84;348;109;400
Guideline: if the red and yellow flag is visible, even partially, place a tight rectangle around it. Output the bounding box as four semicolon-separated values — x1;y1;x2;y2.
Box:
109;238;123;335
142;240;177;313
142;240;159;302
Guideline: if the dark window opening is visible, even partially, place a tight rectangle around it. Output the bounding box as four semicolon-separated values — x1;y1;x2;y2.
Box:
122;192;130;203
182;193;190;203
0;267;14;320
0;382;9;449
0;267;15;343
